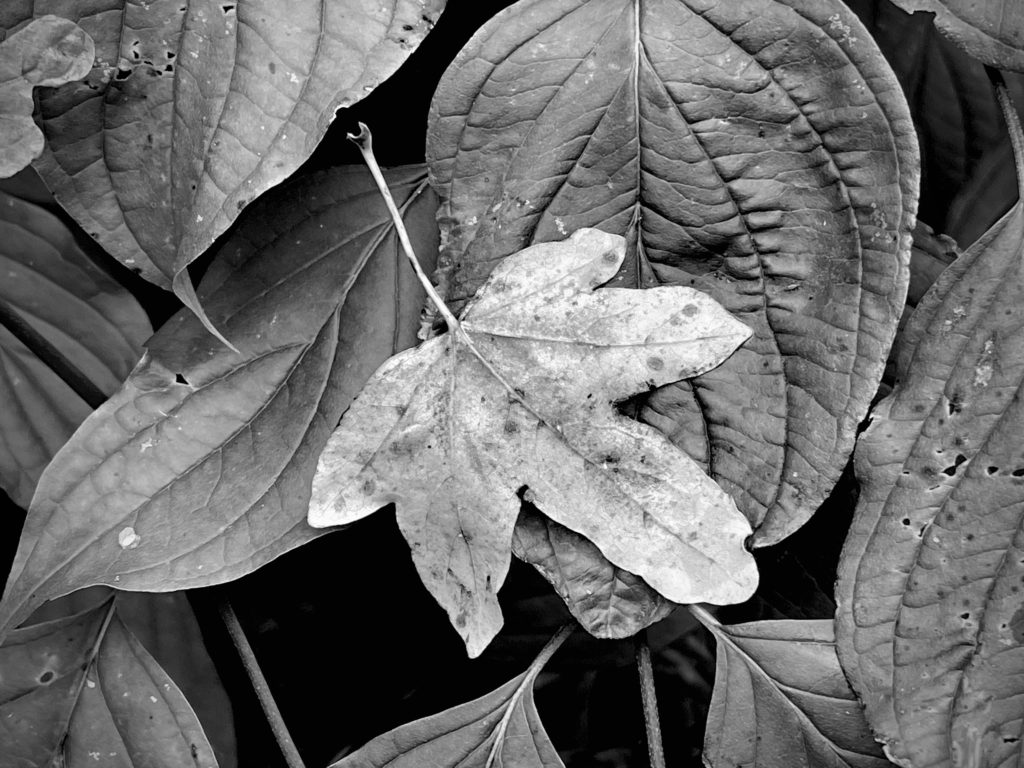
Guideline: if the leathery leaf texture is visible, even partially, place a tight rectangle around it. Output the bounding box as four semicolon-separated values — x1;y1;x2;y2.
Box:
0;0;444;336
0;595;217;768
0;166;437;638
310;228;757;657
0;15;93;178
836;91;1024;768
701;615;893;768
427;0;919;547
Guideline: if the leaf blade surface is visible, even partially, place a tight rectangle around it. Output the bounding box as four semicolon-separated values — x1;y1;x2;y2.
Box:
426;0;919;547
0;166;437;637
311;227;757;656
836;120;1024;766
702;616;893;768
0;190;151;508
0;596;218;768
0;1;443;330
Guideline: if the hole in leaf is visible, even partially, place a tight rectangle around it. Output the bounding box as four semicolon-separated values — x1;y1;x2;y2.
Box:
901;518;911;526
174;373;189;385
1004;737;1020;744
1013;469;1024;478
960;612;970;620
222;3;235;12
114;67;132;81
39;670;54;684
988;466;1000;475
942;455;967;476
948;394;963;415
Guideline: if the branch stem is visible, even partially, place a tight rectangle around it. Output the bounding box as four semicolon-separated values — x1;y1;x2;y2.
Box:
636;636;667;768
347;122;560;431
218;600;306;768
0;296;107;409
986;66;1024;199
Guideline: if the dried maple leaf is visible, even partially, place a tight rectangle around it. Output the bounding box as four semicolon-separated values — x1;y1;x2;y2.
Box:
309;228;758;656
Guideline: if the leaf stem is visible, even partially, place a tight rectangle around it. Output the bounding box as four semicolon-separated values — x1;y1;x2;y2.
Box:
986;66;1024;199
347;123;459;332
636;636;667;768
687;604;720;632
347;122;559;431
218;599;306;768
0;296;107;409
485;622;576;768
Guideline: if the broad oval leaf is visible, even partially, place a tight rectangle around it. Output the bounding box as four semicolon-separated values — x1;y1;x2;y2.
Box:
0;15;93;178
330;627;569;768
0;0;444;334
836;90;1024;768
310;228;757;656
0;595;217;767
0;165;438;637
699;613;893;768
0;189;151;508
889;1;1024;72
426;0;919;547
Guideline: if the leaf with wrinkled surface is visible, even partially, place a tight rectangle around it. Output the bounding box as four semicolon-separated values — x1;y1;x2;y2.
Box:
0;15;93;178
700;614;893;768
836;88;1024;768
331;627;568;768
0;190;151;508
310;227;756;656
0;595;217;768
427;0;919;548
0;1;444;336
0;165;437;638
889;1;1024;72
512;505;675;638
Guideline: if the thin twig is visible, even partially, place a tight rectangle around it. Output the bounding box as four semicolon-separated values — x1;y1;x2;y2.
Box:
347;122;559;431
218;600;306;768
0;296;107;409
636;635;667;768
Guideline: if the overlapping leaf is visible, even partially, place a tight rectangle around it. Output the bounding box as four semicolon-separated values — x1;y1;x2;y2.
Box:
700;614;893;768
512;506;675;638
0;595;217;767
846;0;1024;230
836;90;1024;768
0;165;438;637
0;190;151;508
889;1;1024;72
310;227;757;656
29;589;237;767
331;628;569;768
0;15;93;178
427;0;919;549
0;1;444;334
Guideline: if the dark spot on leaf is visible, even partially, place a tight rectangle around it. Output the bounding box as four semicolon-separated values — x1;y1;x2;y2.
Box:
268;61;276;74
237;199;246;211
38;670;54;684
966;533;975;541
913;404;926;412
402;23;414;31
602;250;618;264
504;421;518;434
646;356;664;371
948;394;963;415
361;478;375;496
191;744;199;759
604;454;619;464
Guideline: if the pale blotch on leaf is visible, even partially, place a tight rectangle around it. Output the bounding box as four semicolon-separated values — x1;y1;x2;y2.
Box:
310;228;758;656
118;527;141;550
